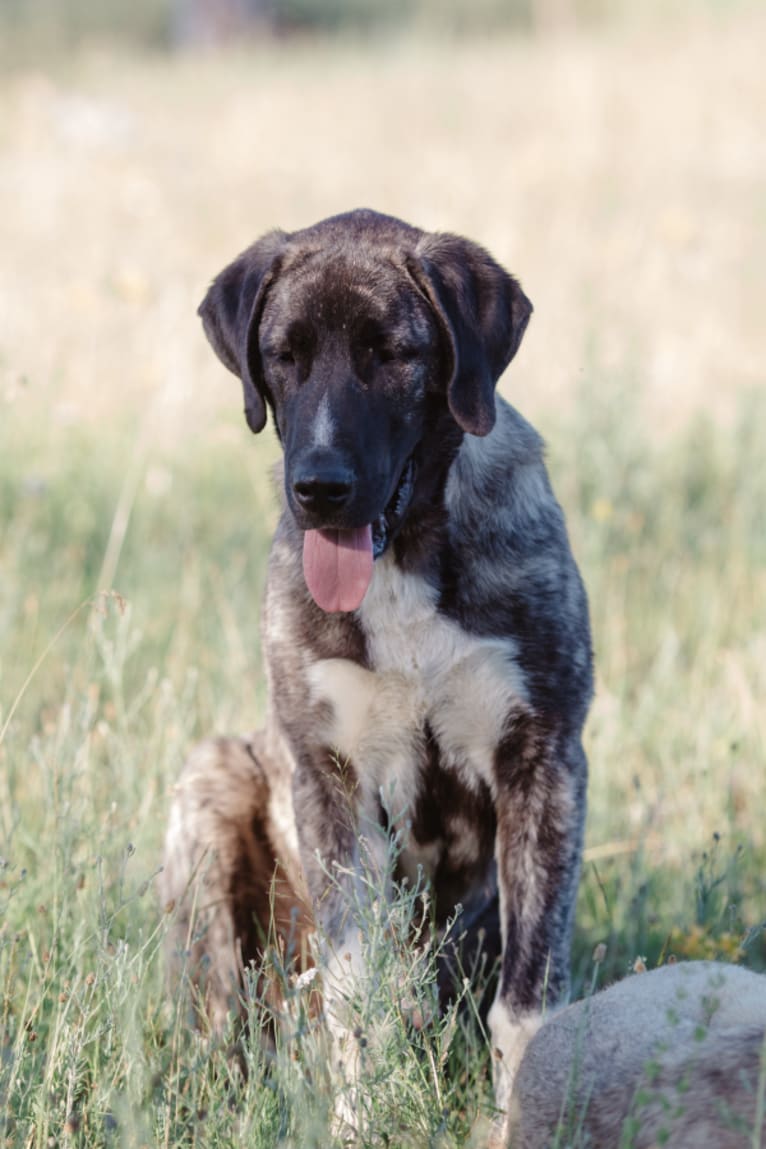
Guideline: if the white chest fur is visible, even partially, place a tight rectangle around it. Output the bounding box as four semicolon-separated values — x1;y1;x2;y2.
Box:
307;556;527;822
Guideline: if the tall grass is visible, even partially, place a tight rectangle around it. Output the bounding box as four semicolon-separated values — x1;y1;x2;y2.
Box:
1;376;764;1144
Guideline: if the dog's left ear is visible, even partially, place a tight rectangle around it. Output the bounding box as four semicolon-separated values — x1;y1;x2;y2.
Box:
408;234;533;436
198;230;287;434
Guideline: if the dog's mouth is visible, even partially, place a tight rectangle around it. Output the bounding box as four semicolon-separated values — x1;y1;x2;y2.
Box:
302;458;415;614
372;456;415;560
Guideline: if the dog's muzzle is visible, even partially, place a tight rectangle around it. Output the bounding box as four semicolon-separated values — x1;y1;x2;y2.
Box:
300;455;416;614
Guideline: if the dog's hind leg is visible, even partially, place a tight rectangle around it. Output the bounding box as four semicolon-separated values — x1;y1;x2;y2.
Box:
161;733;312;1034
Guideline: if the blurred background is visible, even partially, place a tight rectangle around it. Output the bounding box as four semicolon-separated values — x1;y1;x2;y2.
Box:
1;0;765;1017
2;0;763;439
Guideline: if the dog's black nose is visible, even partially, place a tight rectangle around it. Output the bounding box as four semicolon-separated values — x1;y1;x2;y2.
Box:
292;461;354;516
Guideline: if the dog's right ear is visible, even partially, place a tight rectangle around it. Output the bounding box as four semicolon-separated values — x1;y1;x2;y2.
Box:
198;230;286;434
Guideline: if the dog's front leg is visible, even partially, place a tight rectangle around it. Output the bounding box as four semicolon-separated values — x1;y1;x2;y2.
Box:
488;715;586;1135
292;751;389;1128
292;749;389;953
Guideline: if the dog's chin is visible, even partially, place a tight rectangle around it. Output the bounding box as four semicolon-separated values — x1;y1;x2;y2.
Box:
371;457;416;558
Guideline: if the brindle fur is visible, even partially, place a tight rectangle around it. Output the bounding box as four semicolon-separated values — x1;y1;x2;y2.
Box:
162;732;312;1032
161;209;593;1123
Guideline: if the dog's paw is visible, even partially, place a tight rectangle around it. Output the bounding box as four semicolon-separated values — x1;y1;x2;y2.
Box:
467;1111;511;1149
487;1001;542;1125
330;1084;361;1146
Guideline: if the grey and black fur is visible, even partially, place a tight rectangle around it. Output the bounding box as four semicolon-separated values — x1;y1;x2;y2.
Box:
162;209;593;1124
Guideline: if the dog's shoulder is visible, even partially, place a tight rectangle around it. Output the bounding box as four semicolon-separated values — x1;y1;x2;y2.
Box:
446;398;559;555
442;398;593;724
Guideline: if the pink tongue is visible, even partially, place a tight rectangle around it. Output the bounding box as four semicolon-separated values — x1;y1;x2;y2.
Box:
302;525;374;613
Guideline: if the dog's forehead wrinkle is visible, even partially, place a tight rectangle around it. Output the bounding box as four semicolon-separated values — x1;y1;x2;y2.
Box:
272;250;429;338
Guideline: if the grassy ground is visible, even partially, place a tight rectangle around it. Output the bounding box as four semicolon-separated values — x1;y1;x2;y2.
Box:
1;7;765;1146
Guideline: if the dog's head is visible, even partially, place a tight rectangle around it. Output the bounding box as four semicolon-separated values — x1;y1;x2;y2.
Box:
199;209;532;612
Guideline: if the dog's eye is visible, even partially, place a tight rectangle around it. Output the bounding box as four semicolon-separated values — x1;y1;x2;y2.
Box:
372;346;418;366
397;347;419;363
284;322;314;363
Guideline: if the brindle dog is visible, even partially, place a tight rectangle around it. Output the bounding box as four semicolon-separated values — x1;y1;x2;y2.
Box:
162;209;593;1128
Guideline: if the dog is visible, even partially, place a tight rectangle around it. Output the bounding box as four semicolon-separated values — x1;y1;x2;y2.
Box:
508;960;766;1147
161;209;593;1128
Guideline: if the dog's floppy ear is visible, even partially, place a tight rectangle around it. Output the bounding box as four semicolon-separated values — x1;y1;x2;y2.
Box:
198;230;286;434
408;233;532;437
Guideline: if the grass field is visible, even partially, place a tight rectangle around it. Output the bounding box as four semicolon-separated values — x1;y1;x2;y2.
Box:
1;5;765;1145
